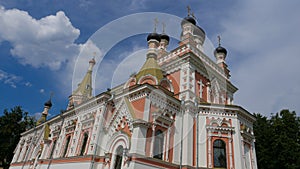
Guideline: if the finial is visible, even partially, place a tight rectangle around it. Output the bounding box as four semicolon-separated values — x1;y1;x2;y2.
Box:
187;6;191;16
50;91;54;100
154;18;159;33
191;12;196;19
162;22;166;33
217;35;221;46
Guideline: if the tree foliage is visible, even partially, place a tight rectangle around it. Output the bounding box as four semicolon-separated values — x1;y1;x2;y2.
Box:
0;106;35;169
254;110;300;169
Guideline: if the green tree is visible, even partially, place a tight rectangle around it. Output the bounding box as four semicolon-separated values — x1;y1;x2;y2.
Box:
253;113;274;169
254;110;300;169
0;106;35;169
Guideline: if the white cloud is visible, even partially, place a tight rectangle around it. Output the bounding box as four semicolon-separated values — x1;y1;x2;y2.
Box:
0;6;80;70
40;89;45;93
220;1;300;115
24;81;32;87
0;69;22;88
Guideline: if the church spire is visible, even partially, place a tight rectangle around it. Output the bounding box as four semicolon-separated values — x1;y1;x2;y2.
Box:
67;57;96;109
136;19;163;84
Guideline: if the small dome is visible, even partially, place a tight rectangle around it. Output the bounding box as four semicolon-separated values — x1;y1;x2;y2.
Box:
194;25;206;40
214;46;227;55
160;33;170;42
44;99;52;107
147;32;161;42
89;58;96;64
181;16;196;26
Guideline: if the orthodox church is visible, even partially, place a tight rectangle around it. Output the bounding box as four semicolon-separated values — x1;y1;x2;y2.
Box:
10;10;257;169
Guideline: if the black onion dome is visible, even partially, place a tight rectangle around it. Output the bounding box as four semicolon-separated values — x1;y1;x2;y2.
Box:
160;33;170;42
194;25;206;39
44;99;52;107
147;32;161;42
214;46;227;55
181;16;196;26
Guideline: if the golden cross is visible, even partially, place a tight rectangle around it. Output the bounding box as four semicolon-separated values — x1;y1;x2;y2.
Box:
154;18;159;32
187;5;191;16
162;22;166;33
217;35;221;46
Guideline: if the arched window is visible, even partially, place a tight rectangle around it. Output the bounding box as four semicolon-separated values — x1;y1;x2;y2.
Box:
80;133;89;156
114;146;123;169
62;136;71;157
213;139;227;168
153;130;164;160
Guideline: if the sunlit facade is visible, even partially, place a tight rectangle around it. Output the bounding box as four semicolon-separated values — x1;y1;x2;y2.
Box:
10;12;257;169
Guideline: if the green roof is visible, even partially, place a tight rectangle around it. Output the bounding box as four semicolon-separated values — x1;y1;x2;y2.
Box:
136;57;163;83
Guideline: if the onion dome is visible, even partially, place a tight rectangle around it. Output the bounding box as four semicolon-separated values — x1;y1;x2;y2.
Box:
214;35;227;56
160;33;170;42
89;57;96;64
194;25;206;41
181;16;196;26
44;99;52;107
147;32;161;42
214;46;227;56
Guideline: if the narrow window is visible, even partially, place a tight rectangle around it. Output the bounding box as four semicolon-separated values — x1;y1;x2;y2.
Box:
80;133;89;156
213;139;227;168
114;146;123;169
62;136;71;157
153;130;164;160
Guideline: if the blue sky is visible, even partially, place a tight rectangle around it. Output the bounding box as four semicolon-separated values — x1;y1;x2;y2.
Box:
0;0;299;118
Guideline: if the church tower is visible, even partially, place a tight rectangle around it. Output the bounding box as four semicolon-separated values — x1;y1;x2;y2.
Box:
10;7;257;169
67;57;96;109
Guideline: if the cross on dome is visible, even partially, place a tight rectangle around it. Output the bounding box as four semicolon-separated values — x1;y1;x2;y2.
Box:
162;22;166;33
218;35;221;46
154;18;159;33
187;5;191;16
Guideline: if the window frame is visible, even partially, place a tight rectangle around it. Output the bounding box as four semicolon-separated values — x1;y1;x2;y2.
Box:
153;129;164;160
213;139;227;168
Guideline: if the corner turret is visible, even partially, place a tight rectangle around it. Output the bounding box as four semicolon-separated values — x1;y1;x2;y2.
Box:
67;57;96;109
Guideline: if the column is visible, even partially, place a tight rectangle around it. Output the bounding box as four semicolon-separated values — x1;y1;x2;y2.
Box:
251;140;258;169
149;124;156;157
143;96;151;121
208;134;212;168
130;122;148;156
241;137;246;169
207;84;211;103
229;138;233;169
165;127;170;161
198;80;204;99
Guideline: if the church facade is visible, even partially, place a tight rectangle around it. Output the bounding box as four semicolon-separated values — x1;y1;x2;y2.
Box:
10;12;258;169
